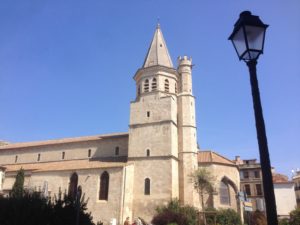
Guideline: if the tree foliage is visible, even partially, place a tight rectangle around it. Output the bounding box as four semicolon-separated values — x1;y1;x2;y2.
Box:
216;209;242;225
190;168;215;209
278;218;290;225
0;192;52;225
10;168;25;198
0;189;100;225
289;207;300;225
277;207;300;225
153;199;198;225
152;210;188;225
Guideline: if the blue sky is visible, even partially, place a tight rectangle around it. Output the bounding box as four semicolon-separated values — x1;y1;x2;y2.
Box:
0;1;299;176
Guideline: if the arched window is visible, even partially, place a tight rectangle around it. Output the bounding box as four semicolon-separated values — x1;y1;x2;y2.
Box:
144;79;149;92
164;79;169;92
152;78;157;91
220;181;230;205
175;83;177;93
99;171;109;200
37;153;41;161
138;85;141;95
144;178;150;195
68;172;78;199
115;146;119;156
62;151;65;160
146;149;150;157
15;155;18;163
88;149;91;158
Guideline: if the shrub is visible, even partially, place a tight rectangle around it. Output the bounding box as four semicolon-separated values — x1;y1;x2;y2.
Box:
51;191;95;225
205;207;217;225
290;207;300;225
279;218;290;225
250;210;267;225
154;199;198;225
156;199;181;214
216;209;242;225
152;210;187;225
0;192;51;225
0;189;97;225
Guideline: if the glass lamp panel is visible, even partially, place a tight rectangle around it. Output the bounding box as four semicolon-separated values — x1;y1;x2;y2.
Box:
245;26;265;52
249;51;260;60
243;51;260;61
232;27;247;58
243;52;251;61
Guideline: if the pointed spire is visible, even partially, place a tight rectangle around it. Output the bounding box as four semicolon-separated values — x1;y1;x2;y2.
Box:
143;25;173;68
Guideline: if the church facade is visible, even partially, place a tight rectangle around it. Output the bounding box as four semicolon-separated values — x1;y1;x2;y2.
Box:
0;25;241;224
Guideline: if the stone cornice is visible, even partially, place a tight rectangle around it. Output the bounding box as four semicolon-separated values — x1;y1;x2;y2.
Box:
180;125;197;129
128;155;179;161
177;93;195;98
134;65;178;81
129;120;177;128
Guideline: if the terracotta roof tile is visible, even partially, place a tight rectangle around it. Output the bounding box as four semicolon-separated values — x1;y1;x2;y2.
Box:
272;173;289;183
0;132;128;150
198;151;235;166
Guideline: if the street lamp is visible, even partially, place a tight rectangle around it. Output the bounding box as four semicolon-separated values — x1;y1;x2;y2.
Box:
229;11;278;225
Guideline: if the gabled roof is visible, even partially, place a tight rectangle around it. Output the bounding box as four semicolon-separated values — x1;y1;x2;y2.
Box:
0;132;129;150
142;24;173;68
272;173;289;183
198;151;236;166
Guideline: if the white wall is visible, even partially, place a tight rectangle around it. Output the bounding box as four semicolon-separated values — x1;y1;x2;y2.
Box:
274;183;297;217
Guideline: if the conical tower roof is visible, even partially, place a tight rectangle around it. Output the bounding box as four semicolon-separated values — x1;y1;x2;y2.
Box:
143;24;173;68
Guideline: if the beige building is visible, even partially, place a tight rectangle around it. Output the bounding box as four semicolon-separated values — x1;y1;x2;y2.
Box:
273;172;297;219
292;170;300;207
0;25;241;225
234;157;265;212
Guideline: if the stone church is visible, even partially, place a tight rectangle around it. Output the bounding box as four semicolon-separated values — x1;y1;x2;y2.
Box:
0;25;241;224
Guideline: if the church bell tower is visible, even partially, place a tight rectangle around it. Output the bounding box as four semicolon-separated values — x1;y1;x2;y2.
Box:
128;24;198;221
128;24;179;221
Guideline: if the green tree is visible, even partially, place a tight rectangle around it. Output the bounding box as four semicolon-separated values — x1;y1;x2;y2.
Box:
10;168;25;198
191;168;215;225
191;168;215;210
51;189;95;225
289;207;300;225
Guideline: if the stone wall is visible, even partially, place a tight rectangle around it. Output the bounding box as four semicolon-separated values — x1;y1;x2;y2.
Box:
0;136;128;165
274;182;297;218
4;166;125;225
198;163;240;211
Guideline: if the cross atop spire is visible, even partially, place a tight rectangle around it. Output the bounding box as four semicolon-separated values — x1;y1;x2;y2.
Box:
142;25;173;68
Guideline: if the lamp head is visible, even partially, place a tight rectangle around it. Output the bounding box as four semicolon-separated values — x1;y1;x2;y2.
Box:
229;11;268;61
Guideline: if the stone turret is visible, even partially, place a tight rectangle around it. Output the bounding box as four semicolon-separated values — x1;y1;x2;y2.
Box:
177;56;193;94
177;55;198;206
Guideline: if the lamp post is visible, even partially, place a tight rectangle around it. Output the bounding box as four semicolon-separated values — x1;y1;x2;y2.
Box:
228;11;278;225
